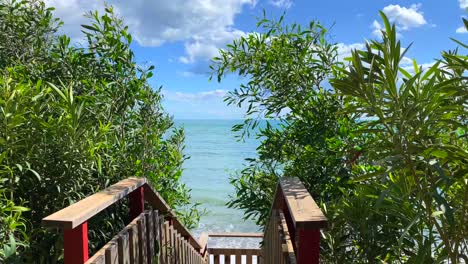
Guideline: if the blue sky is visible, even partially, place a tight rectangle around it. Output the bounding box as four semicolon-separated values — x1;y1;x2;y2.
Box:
45;0;467;119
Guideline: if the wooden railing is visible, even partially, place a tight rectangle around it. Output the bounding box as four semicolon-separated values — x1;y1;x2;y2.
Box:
205;233;263;264
263;177;328;264
42;178;207;264
42;177;327;264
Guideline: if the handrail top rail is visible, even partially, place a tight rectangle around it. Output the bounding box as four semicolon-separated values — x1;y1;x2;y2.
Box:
42;177;146;229
41;177;203;249
207;232;263;238
280;177;327;229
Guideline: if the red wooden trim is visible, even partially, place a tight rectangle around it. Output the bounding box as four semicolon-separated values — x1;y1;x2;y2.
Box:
64;222;88;264
296;228;320;264
129;186;145;221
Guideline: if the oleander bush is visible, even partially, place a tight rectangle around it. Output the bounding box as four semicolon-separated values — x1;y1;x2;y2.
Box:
0;1;199;262
212;12;467;263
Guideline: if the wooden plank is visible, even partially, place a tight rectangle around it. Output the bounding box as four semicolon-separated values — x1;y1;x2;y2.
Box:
280;178;327;229
137;215;147;264
117;230;130;264
176;233;182;263
163;221;170;264
43;178;147;229
208;248;262;256
145;210;155;264
225;254;231;264
198;233;209;257
159;215;166;264
279;212;296;264
105;241;118;264
128;219;139;264
246;254;252;264
86;254;105;264
213;254;220;264
235;254;241;264
169;224;175;263
208;233;263;238
145;184;203;251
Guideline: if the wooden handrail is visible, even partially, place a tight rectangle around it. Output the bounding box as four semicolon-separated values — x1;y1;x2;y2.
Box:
42;177;147;229
279;177;327;229
263;177;328;264
42;177;204;264
208;232;263;238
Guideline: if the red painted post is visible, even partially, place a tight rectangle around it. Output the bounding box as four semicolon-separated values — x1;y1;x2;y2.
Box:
129;186;145;220
64;222;89;264
296;228;320;264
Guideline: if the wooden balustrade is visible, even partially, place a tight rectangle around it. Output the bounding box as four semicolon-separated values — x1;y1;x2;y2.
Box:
205;233;263;264
42;177;207;264
263;177;327;264
42;177;327;264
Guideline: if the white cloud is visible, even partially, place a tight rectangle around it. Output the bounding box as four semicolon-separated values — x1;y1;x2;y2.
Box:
382;4;427;30
164;89;228;102
371;20;384;37
456;25;468;33
460;0;468;9
336;43;365;61
401;61;437;75
44;0;104;41
270;0;293;9
44;0;256;68
179;29;246;64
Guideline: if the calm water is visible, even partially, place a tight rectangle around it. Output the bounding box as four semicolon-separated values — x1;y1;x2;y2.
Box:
175;119;261;237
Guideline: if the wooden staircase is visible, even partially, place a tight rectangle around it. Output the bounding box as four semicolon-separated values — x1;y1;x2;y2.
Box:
42;177;327;264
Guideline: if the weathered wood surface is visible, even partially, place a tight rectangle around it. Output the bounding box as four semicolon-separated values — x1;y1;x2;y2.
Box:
207;233;263;238
43;178;147;229
144;183;203;250
280;177;327;229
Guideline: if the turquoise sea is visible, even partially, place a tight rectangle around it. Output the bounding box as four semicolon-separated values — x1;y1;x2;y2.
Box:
175;119;261;236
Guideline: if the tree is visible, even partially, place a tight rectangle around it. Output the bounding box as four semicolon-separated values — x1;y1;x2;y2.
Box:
212;11;467;263
0;1;199;262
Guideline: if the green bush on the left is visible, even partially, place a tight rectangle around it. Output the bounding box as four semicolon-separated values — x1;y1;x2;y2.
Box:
0;1;200;262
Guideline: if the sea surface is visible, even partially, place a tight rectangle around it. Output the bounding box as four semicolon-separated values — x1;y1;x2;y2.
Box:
175;119;261;247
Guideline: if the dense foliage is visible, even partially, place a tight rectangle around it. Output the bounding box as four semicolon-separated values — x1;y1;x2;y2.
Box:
0;1;198;262
212;12;467;263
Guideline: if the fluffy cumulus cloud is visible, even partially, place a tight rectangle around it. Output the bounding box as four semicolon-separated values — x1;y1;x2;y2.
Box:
460;0;468;9
371;4;426;38
382;4;427;30
44;0;255;70
270;0;293;9
43;0;104;41
336;43;365;61
164;89;228;102
456;25;468;33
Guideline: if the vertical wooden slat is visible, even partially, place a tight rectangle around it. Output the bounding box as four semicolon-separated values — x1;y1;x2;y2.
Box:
159;216;166;264
153;211;160;259
128;220;139;264
181;236;187;263
214;254;220;264
164;221;170;264
117;230;130;264
175;233;182;263
235;254;241;264
137;215;147;264
169;224;175;263
105;241;118;264
145;210;155;264
225;254;231;264
246;254;253;264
